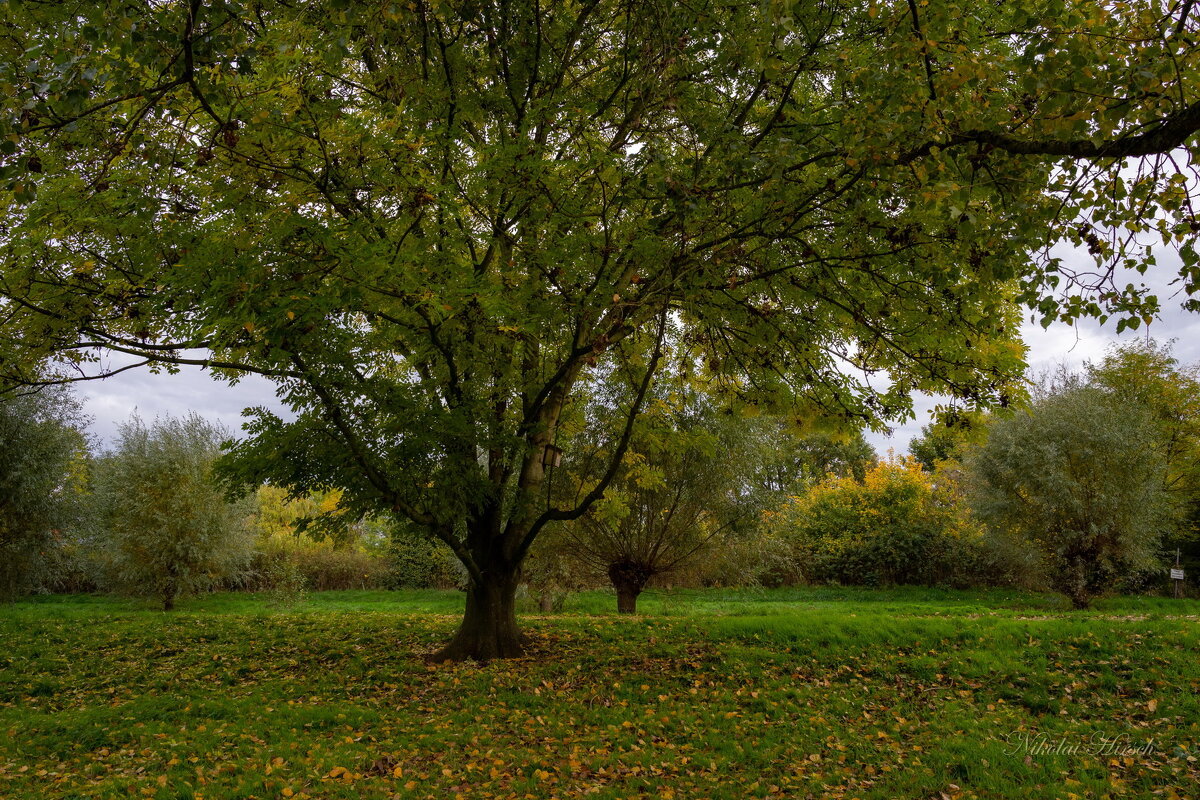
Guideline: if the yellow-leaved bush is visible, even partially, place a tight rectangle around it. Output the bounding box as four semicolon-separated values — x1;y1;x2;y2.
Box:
770;457;1013;588
243;486;461;594
242;486;387;594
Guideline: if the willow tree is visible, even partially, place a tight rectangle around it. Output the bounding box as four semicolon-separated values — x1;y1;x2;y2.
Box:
2;0;1199;658
966;388;1169;608
95;413;254;610
557;378;781;614
0;387;89;599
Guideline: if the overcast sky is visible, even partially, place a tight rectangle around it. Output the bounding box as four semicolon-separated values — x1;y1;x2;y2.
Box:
865;240;1200;455
72;246;1200;456
864;305;1200;456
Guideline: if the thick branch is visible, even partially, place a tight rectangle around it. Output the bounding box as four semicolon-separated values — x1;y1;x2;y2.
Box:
514;307;670;562
904;101;1200;162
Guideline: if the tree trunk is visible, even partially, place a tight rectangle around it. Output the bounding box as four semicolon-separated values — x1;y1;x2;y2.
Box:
608;560;652;615
162;589;176;611
431;569;525;661
1063;555;1092;610
615;583;641;614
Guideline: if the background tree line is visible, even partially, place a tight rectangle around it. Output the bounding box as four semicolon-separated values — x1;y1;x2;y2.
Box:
3;339;1196;613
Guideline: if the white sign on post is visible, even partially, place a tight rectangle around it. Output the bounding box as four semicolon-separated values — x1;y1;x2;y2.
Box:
1171;568;1186;581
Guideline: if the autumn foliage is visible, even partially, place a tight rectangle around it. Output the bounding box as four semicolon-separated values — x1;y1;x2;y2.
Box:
772;458;993;587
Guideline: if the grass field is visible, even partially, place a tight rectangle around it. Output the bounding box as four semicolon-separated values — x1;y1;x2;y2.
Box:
2;587;1198;799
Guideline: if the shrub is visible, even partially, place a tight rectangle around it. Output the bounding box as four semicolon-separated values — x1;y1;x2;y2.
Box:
240;485;386;592
774;458;994;587
242;533;390;592
39;530;102;594
381;524;463;590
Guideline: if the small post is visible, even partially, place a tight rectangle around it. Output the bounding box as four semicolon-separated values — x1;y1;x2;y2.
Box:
1170;549;1185;599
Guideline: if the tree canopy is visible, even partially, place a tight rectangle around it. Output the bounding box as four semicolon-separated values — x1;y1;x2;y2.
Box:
1087;339;1200;508
908;409;990;472
560;384;780;613
0;387;89;599
1;0;1199;656
966;387;1170;608
94;413;253;610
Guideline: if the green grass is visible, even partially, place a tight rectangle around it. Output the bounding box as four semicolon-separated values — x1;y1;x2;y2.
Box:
2;587;1198;799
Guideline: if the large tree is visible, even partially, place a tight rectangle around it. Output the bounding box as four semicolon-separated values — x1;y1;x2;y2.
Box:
1;1;1199;657
1087;339;1200;569
1087;339;1200;511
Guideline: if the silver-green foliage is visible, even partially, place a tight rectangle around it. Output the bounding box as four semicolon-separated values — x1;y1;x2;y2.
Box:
95;414;252;609
0;388;88;599
967;388;1170;608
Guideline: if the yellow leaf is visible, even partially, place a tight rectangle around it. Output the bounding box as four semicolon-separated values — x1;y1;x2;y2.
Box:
1147;698;1158;712
392;766;403;778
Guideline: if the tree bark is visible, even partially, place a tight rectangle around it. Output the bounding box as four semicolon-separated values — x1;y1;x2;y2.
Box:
615;583;642;614
162;577;178;611
431;568;526;661
1064;556;1093;610
608;560;652;614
